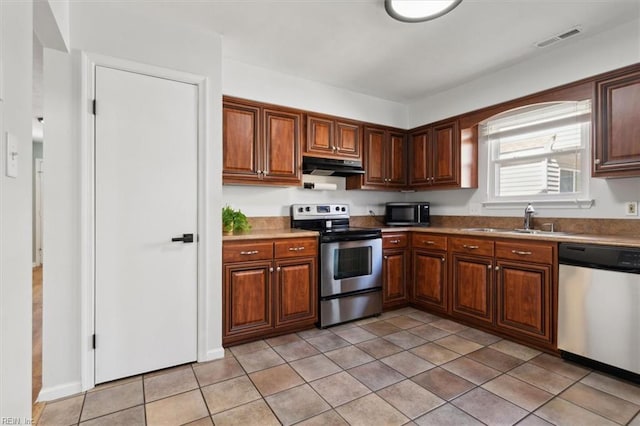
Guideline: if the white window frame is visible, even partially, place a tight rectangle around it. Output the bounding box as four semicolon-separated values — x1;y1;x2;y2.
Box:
482;101;593;209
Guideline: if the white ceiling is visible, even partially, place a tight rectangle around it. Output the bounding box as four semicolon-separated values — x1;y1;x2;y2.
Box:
96;0;640;103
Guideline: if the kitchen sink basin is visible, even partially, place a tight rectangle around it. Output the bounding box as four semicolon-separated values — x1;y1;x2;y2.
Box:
461;227;573;236
511;229;573;236
461;228;513;233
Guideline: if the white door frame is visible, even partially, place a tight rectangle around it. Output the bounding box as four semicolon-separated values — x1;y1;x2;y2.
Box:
80;53;211;390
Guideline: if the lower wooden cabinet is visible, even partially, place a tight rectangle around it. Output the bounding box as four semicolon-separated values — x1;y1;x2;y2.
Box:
451;253;494;325
382;233;409;310
224;262;273;336
410;233;448;313
414;233;556;350
275;257;317;327
495;241;554;344
223;237;317;346
450;237;495;326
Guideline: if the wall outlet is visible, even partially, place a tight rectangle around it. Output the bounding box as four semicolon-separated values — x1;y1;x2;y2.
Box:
625;201;638;216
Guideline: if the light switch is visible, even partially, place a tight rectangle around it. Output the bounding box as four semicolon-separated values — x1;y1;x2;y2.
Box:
5;132;18;178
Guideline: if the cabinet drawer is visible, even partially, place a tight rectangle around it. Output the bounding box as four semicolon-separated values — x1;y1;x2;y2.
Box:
224;241;274;262
450;237;494;256
275;238;318;258
411;233;447;251
496;241;554;264
383;233;409;249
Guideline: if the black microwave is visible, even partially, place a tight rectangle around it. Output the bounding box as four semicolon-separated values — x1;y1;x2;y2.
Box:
385;202;430;226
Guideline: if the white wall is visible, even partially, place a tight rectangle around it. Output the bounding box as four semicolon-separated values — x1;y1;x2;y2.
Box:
405;19;640;220
0;1;33;419
41;3;223;400
224;59;407;128
222;59;410;217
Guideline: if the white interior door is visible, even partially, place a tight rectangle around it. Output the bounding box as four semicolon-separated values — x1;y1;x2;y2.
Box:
94;66;198;384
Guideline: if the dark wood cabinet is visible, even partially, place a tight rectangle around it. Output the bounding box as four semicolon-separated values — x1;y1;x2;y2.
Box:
450;237;495;325
409;121;460;189
223;101;261;181
410;233;448;313
275;257;317;327
223;98;302;186
224;262;273;336
382;233;409;310
223;237;317;345
495;241;554;344
305;114;361;160
347;126;407;189
594;66;640;177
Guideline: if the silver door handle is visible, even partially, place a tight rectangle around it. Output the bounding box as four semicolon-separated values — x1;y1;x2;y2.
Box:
240;250;259;255
463;245;479;249
389;240;400;244
424;241;436;245
511;250;532;255
288;247;305;251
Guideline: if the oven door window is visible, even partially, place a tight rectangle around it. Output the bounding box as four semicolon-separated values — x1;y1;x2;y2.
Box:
334;246;371;280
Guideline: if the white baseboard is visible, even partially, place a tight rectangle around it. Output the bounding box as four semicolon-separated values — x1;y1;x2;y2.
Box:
38;381;83;402
201;347;225;363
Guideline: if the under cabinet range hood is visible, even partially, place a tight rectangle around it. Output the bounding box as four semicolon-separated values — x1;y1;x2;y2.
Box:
302;156;365;177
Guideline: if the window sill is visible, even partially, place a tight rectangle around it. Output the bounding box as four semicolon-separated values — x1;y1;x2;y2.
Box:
482;199;594;209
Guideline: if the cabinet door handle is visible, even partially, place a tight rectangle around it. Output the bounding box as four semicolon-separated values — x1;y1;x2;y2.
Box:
495;266;501;271
384;255;389;259
256;170;262;174
511;250;532;256
423;240;436;245
269;267;274;272
487;264;492;270
276;266;281;271
389;239;400;244
441;257;445;262
288;247;305;251
463;245;479;250
594;158;601;165
240;250;259;255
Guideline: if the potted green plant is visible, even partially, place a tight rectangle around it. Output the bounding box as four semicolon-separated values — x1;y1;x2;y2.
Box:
222;205;251;234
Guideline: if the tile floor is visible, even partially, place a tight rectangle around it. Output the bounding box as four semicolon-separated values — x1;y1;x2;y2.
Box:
37;307;640;425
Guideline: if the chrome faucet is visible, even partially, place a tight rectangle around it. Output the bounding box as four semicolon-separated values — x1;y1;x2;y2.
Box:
523;203;536;230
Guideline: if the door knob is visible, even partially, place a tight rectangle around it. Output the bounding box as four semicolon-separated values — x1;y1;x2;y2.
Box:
171;233;194;243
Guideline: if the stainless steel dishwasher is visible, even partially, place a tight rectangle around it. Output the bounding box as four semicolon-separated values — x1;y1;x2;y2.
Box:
558;243;640;382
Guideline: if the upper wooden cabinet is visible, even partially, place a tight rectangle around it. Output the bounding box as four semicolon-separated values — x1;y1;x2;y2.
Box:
305;114;362;160
594;65;640;178
346;126;407;190
223;97;302;186
409;120;460;188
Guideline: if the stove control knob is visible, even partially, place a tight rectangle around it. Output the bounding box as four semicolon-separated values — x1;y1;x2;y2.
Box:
298;207;304;213
341;207;346;212
335;206;340;211
305;206;311;212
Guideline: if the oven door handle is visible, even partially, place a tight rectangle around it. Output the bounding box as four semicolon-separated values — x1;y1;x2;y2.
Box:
321;233;382;243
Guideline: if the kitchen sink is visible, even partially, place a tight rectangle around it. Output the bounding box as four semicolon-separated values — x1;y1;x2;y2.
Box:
462;227;573;236
461;228;513;233
511;229;573;236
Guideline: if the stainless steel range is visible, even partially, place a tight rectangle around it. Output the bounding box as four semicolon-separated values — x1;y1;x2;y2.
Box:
291;204;382;328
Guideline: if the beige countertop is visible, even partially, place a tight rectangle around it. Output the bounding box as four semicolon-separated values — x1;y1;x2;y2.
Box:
223;228;319;241
223;226;640;248
381;226;640;248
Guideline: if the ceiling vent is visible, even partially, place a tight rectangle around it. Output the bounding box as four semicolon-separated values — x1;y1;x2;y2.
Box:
535;26;582;48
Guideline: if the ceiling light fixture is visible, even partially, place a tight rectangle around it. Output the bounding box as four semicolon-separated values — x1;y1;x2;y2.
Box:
385;0;462;23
